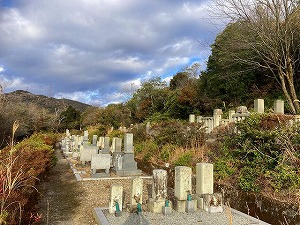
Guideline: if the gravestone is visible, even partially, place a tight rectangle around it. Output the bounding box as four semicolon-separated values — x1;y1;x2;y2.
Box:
114;155;123;171
130;177;143;210
111;137;116;153
189;114;195;123
274;99;284;114
83;130;89;141
203;117;213;133
148;169;169;213
228;110;235;122
109;184;123;214
101;137;110;154
116;133;142;176
92;135;98;146
196;116;202;123
254;99;264;113
112;138;123;173
174;166;193;213
97;136;104;148
213;109;222;128
124;133;133;153
66;129;70;138
61;139;66;151
195;163;213;209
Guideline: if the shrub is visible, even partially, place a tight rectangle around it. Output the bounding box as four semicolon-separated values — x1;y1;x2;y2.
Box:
131;124;147;143
159;144;177;162
174;151;193;166
108;130;124;139
0;131;57;224
149;120;206;148
214;157;236;180
134;139;159;162
268;164;300;192
239;166;260;192
214;113;300;193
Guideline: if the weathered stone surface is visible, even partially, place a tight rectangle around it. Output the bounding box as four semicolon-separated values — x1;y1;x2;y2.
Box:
174;166;192;201
91;154;111;173
196;163;213;196
124;133;133;153
80;146;98;163
109;184;123;214
274;99;284;114
152;169;167;201
130;177;143;209
254;99;264;113
189;114;195;123
203;193;223;213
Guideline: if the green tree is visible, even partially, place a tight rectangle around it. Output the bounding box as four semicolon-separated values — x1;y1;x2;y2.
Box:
59;106;81;131
166;64;204;117
170;72;189;90
98;103;131;128
127;77;169;121
199;22;278;110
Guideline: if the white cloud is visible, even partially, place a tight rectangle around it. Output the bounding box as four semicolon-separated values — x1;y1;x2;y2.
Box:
0;0;225;105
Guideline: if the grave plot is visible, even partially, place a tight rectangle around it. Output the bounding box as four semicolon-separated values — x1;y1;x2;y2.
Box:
93;164;269;225
60;130;143;179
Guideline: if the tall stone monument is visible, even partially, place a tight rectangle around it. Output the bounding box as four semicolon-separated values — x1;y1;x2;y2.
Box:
148;169;168;213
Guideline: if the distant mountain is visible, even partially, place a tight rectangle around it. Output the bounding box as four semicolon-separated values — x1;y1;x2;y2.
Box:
4;90;92;112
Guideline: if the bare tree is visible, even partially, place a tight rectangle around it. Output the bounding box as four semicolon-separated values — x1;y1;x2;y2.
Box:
215;0;300;114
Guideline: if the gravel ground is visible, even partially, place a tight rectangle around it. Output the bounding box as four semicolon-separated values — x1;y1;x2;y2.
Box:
104;209;256;225
37;148;263;225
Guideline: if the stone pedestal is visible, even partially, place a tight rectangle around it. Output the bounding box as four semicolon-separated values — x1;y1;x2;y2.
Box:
116;153;141;176
162;206;172;216
174;199;186;213
195;195;204;209
203;193;223;213
186;200;195;213
148;199;165;213
91;154;111;175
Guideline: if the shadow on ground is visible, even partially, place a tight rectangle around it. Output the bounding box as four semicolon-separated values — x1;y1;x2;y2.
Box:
122;213;150;225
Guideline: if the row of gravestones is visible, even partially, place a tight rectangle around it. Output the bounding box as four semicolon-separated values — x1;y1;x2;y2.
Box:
60;130;142;177
109;163;222;216
189;99;300;133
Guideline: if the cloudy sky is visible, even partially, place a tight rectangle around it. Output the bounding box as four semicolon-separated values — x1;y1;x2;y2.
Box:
0;0;226;106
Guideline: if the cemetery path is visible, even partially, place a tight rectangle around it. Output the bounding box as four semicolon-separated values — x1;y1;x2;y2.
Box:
37;148;97;225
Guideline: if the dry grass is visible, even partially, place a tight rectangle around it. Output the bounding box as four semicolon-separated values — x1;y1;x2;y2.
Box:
225;202;233;225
